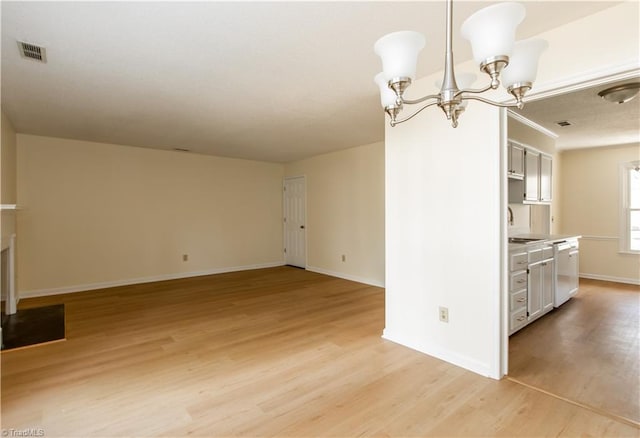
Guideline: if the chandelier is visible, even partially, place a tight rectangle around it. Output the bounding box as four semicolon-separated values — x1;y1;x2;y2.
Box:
374;0;548;128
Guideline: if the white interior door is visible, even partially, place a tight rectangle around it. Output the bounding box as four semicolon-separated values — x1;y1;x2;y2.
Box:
283;176;306;268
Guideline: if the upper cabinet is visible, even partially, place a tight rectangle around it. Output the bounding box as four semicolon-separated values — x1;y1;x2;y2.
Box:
508;140;553;205
507;142;525;180
539;154;552;202
524;149;540;202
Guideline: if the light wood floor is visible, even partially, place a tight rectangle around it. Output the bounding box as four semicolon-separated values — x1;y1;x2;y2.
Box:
2;267;638;437
509;278;640;425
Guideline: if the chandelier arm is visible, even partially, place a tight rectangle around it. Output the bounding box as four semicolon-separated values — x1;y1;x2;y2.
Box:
454;83;493;98
402;94;441;105
460;95;519;108
390;101;440;126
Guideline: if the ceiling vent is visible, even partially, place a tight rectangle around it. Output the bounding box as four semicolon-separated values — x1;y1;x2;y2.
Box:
17;41;47;63
555;120;572;127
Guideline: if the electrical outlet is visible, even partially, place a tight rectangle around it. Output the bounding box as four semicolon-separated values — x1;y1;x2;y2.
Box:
341;254;346;262
439;306;449;323
182;254;189;262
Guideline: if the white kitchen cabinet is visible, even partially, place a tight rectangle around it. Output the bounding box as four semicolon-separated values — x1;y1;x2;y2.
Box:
508;142;525;179
508;249;529;335
524;149;540;202
527;247;554;323
540;153;552;202
527;261;544;321
509;242;555;334
542;258;554;313
507;141;553;205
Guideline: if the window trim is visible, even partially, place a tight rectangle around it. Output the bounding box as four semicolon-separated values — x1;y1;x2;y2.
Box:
619;160;640;254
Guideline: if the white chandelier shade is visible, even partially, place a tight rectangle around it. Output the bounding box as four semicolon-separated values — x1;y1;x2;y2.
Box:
501;38;549;89
373;0;548;128
374;31;426;80
461;2;525;67
375;72;399;108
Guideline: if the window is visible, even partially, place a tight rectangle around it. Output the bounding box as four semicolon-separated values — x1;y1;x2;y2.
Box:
621;161;640;253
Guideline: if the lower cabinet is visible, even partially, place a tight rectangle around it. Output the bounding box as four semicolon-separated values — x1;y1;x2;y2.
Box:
509;243;555;335
527;258;554;323
509;250;528;335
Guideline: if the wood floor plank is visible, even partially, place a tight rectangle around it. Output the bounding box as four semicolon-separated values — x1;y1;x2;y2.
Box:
2;267;638;437
509;278;640;424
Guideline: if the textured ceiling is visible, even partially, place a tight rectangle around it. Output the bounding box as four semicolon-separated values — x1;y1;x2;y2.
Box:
0;1;625;162
515;78;640;150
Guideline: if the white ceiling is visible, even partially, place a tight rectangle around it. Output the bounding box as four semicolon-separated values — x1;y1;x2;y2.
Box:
514;78;640;150
0;1;624;162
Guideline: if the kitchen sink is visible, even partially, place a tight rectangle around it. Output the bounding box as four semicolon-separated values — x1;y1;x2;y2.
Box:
508;237;546;244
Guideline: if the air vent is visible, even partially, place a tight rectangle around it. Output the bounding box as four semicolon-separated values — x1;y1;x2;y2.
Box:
17;41;47;63
555;120;572;127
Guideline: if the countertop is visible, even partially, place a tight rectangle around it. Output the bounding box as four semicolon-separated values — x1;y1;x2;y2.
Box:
508;233;581;250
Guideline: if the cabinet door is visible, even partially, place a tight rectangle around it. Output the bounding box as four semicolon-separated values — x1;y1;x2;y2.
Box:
510;143;525;178
540;154;552;202
542;260;554;313
528;263;543;321
525;150;540;202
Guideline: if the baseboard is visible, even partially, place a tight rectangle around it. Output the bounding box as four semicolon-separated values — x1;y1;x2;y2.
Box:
306;265;384;288
19;261;286;299
381;329;496;379
579;273;640;286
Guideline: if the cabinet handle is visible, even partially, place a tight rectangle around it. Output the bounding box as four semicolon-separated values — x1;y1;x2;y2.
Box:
517;261;526;265
517;279;525;284
517;316;526;321
517;298;526;302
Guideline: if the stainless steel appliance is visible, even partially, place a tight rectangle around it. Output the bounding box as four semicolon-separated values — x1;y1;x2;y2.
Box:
553;239;579;307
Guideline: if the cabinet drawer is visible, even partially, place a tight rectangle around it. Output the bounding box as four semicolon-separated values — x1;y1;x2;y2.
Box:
510;290;527;311
510;252;528;271
510;271;527;292
510;308;528;333
542;246;553;260
528;248;543;263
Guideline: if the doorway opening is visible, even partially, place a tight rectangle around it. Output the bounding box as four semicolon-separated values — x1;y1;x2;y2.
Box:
502;70;640;425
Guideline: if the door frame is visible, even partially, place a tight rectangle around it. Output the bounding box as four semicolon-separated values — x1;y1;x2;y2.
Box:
283;175;307;268
499;66;640;378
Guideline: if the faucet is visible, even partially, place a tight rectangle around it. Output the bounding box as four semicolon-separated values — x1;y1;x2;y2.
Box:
507;206;514;226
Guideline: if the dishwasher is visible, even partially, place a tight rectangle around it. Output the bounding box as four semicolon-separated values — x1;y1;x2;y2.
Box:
553;238;579;307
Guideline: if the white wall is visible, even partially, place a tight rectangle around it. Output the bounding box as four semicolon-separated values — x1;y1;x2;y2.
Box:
384;71;504;377
285;141;385;286
531;2;639;93
384;1;639;379
17;134;285;296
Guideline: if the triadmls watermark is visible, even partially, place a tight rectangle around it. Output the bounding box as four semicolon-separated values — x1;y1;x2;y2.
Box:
1;428;45;437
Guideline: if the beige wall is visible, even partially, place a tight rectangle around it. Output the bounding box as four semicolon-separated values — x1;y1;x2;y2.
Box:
17;134;285;295
1;111;17;243
560;143;640;284
285;141;384;286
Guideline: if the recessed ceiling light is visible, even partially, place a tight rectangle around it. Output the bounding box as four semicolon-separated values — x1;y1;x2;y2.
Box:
555;120;572;127
597;83;640;104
